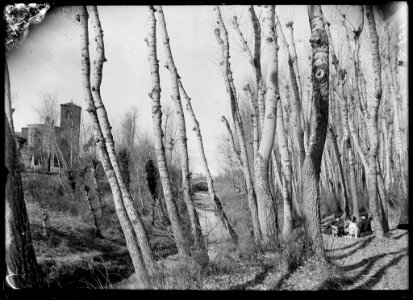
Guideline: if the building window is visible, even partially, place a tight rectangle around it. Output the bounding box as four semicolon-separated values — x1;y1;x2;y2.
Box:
53;155;59;167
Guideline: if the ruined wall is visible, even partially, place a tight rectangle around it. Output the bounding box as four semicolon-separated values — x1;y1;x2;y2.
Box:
16;102;81;172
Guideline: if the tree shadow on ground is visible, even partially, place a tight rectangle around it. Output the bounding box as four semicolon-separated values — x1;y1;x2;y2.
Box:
326;236;375;260
231;265;275;290
387;229;408;240
325;235;374;253
352;254;407;289
319;248;408;290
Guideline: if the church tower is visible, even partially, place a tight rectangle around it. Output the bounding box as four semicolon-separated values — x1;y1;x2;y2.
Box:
60;101;81;168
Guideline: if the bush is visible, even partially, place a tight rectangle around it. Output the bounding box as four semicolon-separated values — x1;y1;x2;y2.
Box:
192;181;208;193
22;173;89;217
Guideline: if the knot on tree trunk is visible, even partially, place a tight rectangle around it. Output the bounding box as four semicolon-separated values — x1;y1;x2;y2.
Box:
309;29;328;49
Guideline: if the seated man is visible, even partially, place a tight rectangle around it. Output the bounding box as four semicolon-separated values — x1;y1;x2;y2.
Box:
358;214;373;237
331;217;345;237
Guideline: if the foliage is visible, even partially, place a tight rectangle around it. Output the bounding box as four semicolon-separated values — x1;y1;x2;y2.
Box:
4;3;50;51
144;159;158;200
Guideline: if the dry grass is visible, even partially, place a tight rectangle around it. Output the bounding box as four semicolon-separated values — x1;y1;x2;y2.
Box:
23;172;177;289
22;173;408;290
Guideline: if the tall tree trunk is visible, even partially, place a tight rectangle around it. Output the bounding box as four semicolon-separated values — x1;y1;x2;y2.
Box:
83;185;102;237
4;58;15;136
254;5;279;243
155;6;208;266
384;28;407;194
79;7;153;288
179;80;238;245
324;15;360;220
5;111;40;288
275;12;305;167
244;84;259;161
275;100;293;239
365;5;388;237
328;126;350;218
302;5;329;257
88;6;158;274
132;156;145;211
285;21;303;103
248;5;265;130
214;6;262;242
337;68;360;221
146;6;192;261
221;116;243;167
347;141;359;220
382;118;393;190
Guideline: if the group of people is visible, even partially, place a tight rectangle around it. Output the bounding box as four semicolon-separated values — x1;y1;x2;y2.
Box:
324;211;373;238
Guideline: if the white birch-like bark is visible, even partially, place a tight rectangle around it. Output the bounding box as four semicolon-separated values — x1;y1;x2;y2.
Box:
146;6;191;260
214;5;262;242
221;116;243;167
275;99;293;239
254;5;279;242
384;27;407;194
248;5;265;130
244;84;259;159
179;79;238;245
79;6;153;288
285;21;303;103
155;6;208;265
275;12;305;167
88;6;159;275
365;5;388;237
5;59;15;136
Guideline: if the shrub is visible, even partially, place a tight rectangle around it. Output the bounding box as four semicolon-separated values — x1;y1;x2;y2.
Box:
192;181;208;193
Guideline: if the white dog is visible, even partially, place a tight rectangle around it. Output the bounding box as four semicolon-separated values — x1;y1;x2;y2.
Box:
347;220;360;238
331;225;339;237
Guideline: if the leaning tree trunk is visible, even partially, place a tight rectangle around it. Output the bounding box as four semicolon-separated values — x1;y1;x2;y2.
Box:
4;58;15;136
146;6;192;261
79;6;153;288
285;21;303;107
254;5;279;243
83;185;102;237
275;13;305;168
214;5;262;242
221;116;243;167
87;6;159;274
328;125;350;219
155;5;209;266
179;79;238;245
365;5;388;237
302;5;329;257
5;115;40;288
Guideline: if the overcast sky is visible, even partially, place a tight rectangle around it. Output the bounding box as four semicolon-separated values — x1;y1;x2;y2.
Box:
6;5;407;176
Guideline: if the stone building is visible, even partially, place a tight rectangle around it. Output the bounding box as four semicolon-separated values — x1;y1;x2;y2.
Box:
15;102;81;172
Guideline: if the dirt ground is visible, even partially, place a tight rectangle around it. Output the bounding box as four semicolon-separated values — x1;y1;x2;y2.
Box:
113;193;409;290
322;228;408;290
